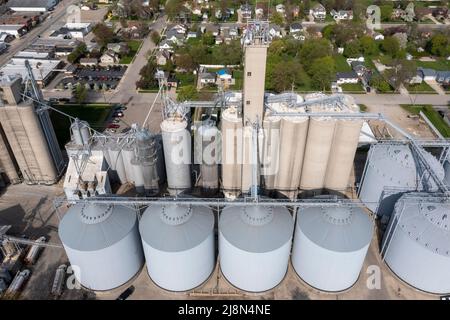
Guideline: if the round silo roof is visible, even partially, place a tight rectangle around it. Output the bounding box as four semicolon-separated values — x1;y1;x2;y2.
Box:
298;206;373;252
139;204;214;252
219;206;294;253
59;204;137;252
396;199;450;256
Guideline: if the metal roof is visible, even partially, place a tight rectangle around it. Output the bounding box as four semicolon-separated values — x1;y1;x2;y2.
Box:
59;204;138;251
8;0;54;9
298;206;373;252
219;206;294;253
139;204;214;252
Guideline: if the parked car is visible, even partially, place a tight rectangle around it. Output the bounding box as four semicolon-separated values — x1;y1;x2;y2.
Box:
116;286;134;300
107;124;120;129
113;112;124;118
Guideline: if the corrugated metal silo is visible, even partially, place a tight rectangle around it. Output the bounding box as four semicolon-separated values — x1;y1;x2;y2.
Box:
324;119;363;191
300;117;336;190
291;205;373;291
358;144;444;215
59;203;144;290
382;193;450;294
221;107;242;199
139;204;215;291
161;118;191;195
219;205;294;292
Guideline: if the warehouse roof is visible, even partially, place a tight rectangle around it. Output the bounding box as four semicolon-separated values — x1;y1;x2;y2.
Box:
8;0;55;9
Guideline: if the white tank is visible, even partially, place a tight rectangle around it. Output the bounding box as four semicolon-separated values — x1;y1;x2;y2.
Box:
221;107;242;199
261;114;281;191
195;123;220;190
219;205;294;292
445;160;450;187
300;117;336;191
382;193;450;294
107;144;127;184
59;203;144;291
139;204;215;291
358;144;445;216
121;142;135;183
292;205;373;292
324;119;363;191
241;125;263;194
161;118;191;195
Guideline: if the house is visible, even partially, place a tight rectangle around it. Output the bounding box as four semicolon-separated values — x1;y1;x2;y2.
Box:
410;70;424;84
289;22;303;34
0;33;15;43
406;53;413;61
360;71;373;92
436;71;450;84
276;4;286;15
215;9;222;19
221;28;232;43
216;69;234;88
331;10;353;21
198;72;216;87
192;7;202;16
255;3;265;19
310;3;326;21
107;42;129;55
100;50;119;65
186;31;198;39
392;8;406;19
229;26;239;38
432;7;448;21
202;24;220;36
86;42;100;53
156;50;170;65
415;7;433;20
240;3;252;19
418;68;437;81
202;12;209;21
80;58;98;66
373;32;384;41
50;23;92;39
268;24;282;39
171;24;187;34
291;5;300;18
166;32;185;45
336;71;359;84
158;40;173;51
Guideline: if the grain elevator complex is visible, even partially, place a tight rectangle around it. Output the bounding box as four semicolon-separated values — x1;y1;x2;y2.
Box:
1;20;450;299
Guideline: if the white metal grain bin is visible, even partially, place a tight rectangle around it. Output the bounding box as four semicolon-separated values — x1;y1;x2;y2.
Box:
161;118;191;195
139;204;215;291
59;203;144;291
382;193;450;294
107;143;127;184
221;107;242;199
292;205;373;292
324;119;363;191
300;117;336;191
219;205;294;292
195;123;220;191
121;142;135;183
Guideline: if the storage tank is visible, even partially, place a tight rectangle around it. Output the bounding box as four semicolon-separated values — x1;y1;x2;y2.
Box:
382;193;450;294
358;143;445;216
121;142;135;183
324;119;363;191
70;119;90;146
241;125;263;194
139;204;215;291
261;114;280;191
445;159;450;187
107;143;127;184
59;203;144;290
160;118;191;195
195;122;220;191
221;107;242;199
0;127;20;184
219;205;294;292
291;205;373;291
136;128;160;193
300;117;336;191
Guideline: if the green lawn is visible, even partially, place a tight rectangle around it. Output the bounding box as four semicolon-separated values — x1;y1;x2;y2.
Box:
406;82;437;94
230;70;243;90
363;56;377;70
341;83;365;93
415;59;450;71
333;55;352;72
175;72;196;87
50;103;114;147
119;40;143;64
378;55;393;66
400;104;450;137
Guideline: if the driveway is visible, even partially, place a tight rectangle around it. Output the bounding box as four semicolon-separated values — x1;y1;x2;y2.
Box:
425;80;446;96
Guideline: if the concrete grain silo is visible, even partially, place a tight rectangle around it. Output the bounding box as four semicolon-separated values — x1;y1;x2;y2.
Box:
219;205;294;292
106;143;127;184
382;193;450;294
161;118;191;195
241;125;263;194
300;117;336;191
358;143;444;216
121;142;136;184
139;204;215;291
0;126;20;184
324;119;363;191
0;100;57;184
221;107;242;199
291;205;373;292
59;203;144;291
261;114;280;191
444;159;450;187
195;122;220;191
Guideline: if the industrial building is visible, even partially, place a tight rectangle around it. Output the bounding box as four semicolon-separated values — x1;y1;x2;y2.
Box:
1;20;448;298
7;0;56;13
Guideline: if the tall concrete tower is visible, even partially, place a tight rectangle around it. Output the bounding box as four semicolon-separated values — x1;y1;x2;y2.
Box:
242;20;270;126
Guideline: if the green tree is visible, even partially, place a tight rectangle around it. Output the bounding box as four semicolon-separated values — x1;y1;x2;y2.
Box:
370;73;391;92
427;33;450;57
380;4;393;22
93;23;115;47
151;31;161;44
344;40;361;58
359;36;379;56
177;85;198;101
165;0;183;20
67;42;87;63
266;60;308;93
136;58;159;89
309;56;336;91
381;36;400;57
175;53;195;71
202;32;215;46
270;12;284;26
299;38;332;67
73;84;88;104
384;59;417;91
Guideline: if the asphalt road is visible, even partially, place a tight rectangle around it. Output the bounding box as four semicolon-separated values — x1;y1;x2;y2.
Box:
351;93;449;106
0;0;77;67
